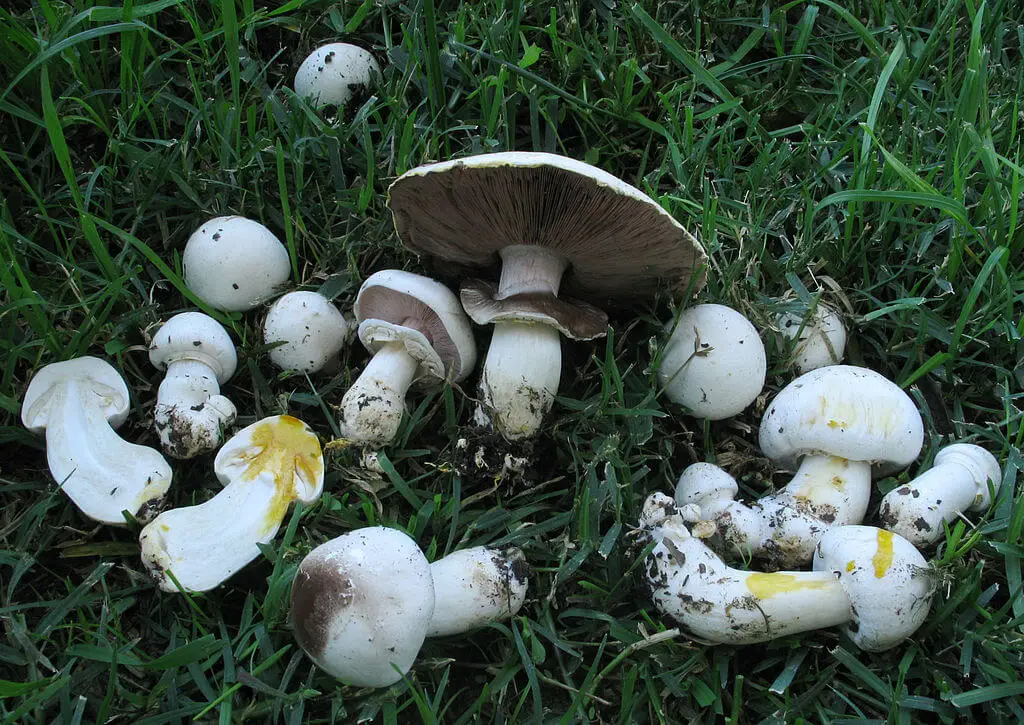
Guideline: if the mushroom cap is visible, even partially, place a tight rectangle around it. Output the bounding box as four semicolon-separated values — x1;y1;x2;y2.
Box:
813;525;933;651
675;462;740;508
183;216;291;311
354;269;476;384
264;291;349;374
294;42;381;108
759;365;924;474
290;527;435;688
778;303;847;372
387;152;707;303
22;357;130;432
149;312;237;384
657;304;767;420
214;415;324;502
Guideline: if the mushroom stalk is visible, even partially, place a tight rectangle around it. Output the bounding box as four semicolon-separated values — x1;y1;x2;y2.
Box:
480;321;561;440
497;245;567;296
339;341;420;444
426;546;529;637
154;359;236;457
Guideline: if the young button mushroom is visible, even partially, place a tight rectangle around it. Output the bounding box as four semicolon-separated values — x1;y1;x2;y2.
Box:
149;312;237;459
21;357;172;524
679;365;925;568
879;443;1002;546
388;152;707;440
264;291;350;374
139;415;323;592
291;527;435;688
294;42;381;109
427;546;529;637
778;302;847;372
183;216;291;311
338;270;475;445
657;304;767;420
641;493;933;652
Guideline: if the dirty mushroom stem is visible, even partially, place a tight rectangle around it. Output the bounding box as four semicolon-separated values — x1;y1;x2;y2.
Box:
338;340;420;442
157;359;233;414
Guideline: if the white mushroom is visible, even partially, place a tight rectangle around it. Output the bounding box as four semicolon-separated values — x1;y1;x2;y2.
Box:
264;291;350;374
290;527;435;688
678;365;924;568
657;304;767;420
641;493;933;652
778;302;847;372
139;415;323;592
149;312;237;459
427;546;529;637
294;43;381;109
338;270;476;445
21;357;172;524
183;216;291;311
879;443;1002;546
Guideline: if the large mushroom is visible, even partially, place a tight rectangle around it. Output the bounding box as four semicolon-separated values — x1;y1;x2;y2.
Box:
338;270;475;445
388;152;707;440
21;357;172;524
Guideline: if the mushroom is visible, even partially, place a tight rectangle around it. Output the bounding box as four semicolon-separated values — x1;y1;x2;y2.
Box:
427;546;529;637
139;415;323;592
388;151;707;440
678;365;924;568
21;357;172;524
879;443;1002;546
149;312;238;459
183;216;291;311
778;302;847;372
641;493;933;652
264;291;350;374
338;270;476;445
294;42;381;109
290;527;435;688
657;304;767;420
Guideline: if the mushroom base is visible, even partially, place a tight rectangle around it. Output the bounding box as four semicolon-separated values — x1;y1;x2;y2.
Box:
338;341;419;445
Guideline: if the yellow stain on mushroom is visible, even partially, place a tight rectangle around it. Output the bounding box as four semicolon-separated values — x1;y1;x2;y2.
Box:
747;573;829;599
846;560;856;573
873;529;895;578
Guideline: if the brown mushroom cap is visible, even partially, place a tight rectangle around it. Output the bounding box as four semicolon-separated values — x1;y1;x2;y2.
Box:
388;152;707;302
460;279;607;340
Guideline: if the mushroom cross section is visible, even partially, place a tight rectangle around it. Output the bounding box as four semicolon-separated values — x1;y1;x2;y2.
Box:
388;151;707;440
139;415;324;592
21;357;172;525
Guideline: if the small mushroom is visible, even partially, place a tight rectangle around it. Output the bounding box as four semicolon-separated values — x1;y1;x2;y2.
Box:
641;493;933;652
879;443;1002;546
182;216;291;311
139;415;323;592
264;291;350;374
21;357;172;524
149;312;238;459
678;365;924;568
778;302;847;372
657;304;767;420
294;42;381;109
388;152;707;440
427;546;529;637
338;270;476;445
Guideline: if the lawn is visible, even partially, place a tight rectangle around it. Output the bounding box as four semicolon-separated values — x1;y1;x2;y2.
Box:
2;0;1023;722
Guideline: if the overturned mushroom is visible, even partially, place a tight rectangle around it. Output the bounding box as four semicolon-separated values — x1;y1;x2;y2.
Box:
140;415;323;592
149;312;237;459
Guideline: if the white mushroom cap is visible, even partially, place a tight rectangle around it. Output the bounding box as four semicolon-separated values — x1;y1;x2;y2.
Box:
778;303;847;372
813;525;933;651
183;216;291;311
759;365;924;474
291;527;435;687
355;269;476;385
149;312;237;383
264;291;349;373
426;546;529;637
294;43;381;109
657;304;767;420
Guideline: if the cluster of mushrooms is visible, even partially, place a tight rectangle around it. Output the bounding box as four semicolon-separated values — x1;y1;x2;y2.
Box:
18;42;1006;687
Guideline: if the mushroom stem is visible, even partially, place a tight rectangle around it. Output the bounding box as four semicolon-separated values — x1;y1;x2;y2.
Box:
339;341;420;444
497;245;567;297
154;359;237;459
426;546;529;637
479;321;561;440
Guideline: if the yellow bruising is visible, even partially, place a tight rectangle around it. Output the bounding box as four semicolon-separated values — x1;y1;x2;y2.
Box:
873;529;895;579
747;573;829;599
805;395;901;436
239;415;324;536
846;560;856;573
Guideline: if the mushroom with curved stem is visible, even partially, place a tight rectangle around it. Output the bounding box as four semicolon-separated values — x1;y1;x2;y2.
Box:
777;301;847;372
879;443;1002;546
338;270;475;446
139;415;323;592
264;291;350;374
388;152;707;440
149;312;237;459
21;357;172;525
678;365;925;568
294;42;381;109
641;493;933;652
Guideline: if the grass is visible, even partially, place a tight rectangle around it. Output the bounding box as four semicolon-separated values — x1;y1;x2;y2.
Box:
1;0;1023;721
